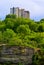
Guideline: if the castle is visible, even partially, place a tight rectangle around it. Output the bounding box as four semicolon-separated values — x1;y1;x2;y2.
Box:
10;7;30;18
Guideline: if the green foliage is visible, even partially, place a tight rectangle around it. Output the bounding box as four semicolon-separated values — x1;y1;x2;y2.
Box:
0;21;6;31
17;24;31;35
0;31;3;43
0;14;44;64
0;14;44;47
32;50;44;65
38;23;44;32
6;14;16;19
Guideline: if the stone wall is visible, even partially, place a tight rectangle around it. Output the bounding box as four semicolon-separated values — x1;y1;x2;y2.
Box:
0;45;34;64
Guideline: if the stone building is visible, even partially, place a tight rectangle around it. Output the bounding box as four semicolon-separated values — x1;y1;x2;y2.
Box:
10;7;30;18
10;7;19;17
24;11;29;18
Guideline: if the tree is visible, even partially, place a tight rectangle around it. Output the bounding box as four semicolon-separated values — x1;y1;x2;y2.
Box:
17;24;31;35
0;31;3;43
2;29;16;44
6;14;16;19
4;18;16;29
32;50;44;65
38;24;44;32
0;21;6;32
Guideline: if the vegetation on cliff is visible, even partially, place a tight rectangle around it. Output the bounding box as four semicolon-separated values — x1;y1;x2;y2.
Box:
0;14;44;65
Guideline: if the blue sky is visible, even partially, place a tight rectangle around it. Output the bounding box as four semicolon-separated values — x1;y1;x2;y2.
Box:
0;0;44;21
